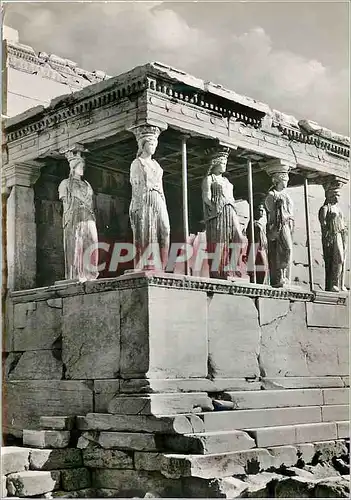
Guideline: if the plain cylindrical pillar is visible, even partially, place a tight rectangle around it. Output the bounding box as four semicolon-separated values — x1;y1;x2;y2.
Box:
247;159;256;283
181;136;190;275
304;177;314;291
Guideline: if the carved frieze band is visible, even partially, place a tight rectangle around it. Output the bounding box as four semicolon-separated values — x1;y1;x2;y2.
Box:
10;273;321;305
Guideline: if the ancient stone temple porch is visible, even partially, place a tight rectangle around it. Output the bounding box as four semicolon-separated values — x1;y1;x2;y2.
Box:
2;62;350;498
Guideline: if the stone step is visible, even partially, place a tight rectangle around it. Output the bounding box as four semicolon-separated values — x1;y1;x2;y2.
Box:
225;388;348;410
76;412;205;434
336;421;349;439
6;470;60;497
197;405;322;432
164;430;256;455
107;393;213;415
323;388;349;405
136;440;348;479
227;388;322;409
246;422;338;447
321;405;349;422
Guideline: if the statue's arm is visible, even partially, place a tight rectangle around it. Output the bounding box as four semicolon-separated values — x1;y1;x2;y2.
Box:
265;192;277;239
265;193;275;223
202;176;212;206
318;205;327;231
58;179;68;201
130;159;146;192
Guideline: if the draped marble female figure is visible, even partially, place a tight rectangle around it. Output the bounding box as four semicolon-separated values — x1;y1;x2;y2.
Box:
58;150;99;281
319;180;347;292
265;171;294;287
202;147;244;279
129;126;170;270
246;201;269;284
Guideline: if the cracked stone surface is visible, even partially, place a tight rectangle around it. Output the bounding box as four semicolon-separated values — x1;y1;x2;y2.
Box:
13;301;62;351
7;350;63;380
62;291;121;379
208;294;260;378
259;301;348;377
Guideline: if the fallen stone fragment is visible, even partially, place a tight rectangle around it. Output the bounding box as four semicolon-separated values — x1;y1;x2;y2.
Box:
6;470;60;497
313;440;348;463
274;476;316;498
313;476;350;498
182;476;249;498
305;462;341;479
243;472;284;497
164;430;256;454
282;466;315;479
23;430;70;449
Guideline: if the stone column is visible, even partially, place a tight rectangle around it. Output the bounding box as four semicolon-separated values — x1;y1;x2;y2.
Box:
3;163;41;290
319;176;348;292
262;159;295;287
128;124;170;271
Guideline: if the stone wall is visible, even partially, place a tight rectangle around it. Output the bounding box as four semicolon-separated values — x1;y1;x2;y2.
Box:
3;277;348;438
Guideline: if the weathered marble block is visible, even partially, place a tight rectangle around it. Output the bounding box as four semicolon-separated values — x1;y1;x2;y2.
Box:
62;291;121;379
13;299;62;351
258;300;348;378
120;286;208;379
7;350;63;380
208;294;260;378
4;380;93;437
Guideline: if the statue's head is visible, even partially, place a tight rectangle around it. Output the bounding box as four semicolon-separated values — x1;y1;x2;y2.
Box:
134;126;160;157
254;203;266;220
272;172;289;191
207;147;230;175
68;154;85;177
63;148;86;177
325;181;342;204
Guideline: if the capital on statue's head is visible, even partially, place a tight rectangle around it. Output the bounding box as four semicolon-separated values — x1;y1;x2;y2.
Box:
205;146;230;162
133;125;161;142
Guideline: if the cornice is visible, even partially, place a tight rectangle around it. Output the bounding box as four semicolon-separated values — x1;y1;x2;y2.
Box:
4;62;350;165
10;273;316;303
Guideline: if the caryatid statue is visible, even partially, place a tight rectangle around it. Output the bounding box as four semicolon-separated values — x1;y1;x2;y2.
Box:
129;125;170;271
319;178;347;292
264;161;294;287
202;146;244;279
58;148;99;282
245;195;269;285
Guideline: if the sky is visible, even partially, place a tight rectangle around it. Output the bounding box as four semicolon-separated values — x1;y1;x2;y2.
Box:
3;0;350;135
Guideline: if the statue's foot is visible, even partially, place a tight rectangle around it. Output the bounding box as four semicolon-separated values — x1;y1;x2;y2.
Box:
331;285;340;292
341;286;348;292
